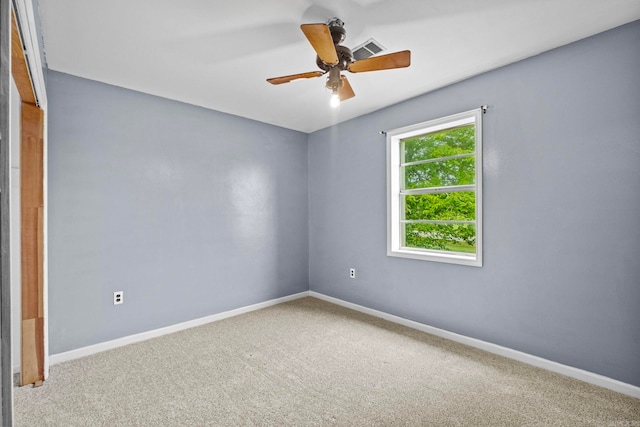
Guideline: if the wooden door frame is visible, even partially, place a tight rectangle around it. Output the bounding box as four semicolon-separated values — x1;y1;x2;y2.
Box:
9;0;47;388
2;0;47;419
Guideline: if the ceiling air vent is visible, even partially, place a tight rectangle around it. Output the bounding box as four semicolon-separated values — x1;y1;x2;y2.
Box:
352;38;386;60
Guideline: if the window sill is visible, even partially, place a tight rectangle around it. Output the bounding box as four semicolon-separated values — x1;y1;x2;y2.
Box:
387;248;482;267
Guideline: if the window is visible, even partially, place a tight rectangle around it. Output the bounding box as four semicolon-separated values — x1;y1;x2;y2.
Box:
387;108;483;266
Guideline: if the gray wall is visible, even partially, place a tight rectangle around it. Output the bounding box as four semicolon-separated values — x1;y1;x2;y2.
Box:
308;20;640;387
47;71;309;354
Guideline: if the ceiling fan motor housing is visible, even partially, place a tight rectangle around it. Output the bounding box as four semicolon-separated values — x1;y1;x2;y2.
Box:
316;18;353;72
316;45;353;71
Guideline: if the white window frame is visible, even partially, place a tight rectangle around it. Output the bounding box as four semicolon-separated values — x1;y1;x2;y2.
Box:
386;108;483;267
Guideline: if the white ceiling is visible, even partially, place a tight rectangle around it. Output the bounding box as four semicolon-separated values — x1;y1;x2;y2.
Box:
38;0;640;133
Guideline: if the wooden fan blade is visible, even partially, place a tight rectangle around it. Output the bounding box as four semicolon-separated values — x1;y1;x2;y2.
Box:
348;50;411;73
267;71;324;85
301;23;339;65
339;76;355;101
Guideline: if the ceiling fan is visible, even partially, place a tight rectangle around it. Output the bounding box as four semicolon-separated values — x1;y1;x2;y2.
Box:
267;18;411;108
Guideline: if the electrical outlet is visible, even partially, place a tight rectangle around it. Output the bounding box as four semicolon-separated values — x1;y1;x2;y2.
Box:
113;291;124;305
349;268;356;279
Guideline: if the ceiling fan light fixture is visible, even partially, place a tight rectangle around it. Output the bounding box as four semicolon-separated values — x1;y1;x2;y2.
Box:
330;90;341;108
327;68;342;108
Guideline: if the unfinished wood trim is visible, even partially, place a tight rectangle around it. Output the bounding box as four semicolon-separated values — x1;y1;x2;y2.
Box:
20;102;44;386
10;10;35;105
21;316;44;385
20;318;39;384
37;206;44;317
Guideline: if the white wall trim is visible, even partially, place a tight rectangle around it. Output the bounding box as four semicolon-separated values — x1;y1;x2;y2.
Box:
11;0;47;107
49;292;310;367
309;291;640;399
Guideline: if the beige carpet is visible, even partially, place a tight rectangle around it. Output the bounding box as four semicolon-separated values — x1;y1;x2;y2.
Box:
14;297;640;426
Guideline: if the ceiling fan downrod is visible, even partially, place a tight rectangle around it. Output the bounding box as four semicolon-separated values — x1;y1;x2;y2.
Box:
327;17;346;44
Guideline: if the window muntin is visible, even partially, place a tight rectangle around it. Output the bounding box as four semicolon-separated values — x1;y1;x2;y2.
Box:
403;157;475;189
387;109;482;266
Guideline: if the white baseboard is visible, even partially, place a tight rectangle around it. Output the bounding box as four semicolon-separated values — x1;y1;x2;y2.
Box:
47;289;639;399
309;291;640;399
49;291;310;366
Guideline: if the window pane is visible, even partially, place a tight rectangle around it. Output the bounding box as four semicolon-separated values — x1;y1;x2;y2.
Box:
404;192;476;221
404;223;476;254
402;124;475;163
404;156;475;189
